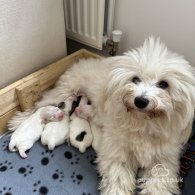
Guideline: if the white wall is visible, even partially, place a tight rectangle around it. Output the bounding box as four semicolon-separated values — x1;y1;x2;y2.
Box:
114;0;195;66
0;0;66;88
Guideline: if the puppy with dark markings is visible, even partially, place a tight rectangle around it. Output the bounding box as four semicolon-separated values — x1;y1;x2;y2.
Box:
69;96;93;153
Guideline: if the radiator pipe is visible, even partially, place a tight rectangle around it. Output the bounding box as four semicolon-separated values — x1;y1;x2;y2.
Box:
104;30;122;56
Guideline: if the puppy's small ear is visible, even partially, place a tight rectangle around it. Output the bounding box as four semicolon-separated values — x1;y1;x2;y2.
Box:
58;102;65;109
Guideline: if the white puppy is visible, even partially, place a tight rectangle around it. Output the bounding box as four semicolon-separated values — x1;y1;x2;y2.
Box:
9;106;64;158
74;98;101;152
41;95;76;150
69;96;93;153
75;102;94;120
41;117;69;150
8;37;195;195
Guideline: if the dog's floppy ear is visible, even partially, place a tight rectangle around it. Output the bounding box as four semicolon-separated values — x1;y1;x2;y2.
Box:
176;67;195;88
181;119;194;145
178;66;195;144
184;66;195;103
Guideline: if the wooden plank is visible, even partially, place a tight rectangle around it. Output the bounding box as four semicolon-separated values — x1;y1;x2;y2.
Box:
16;78;41;111
82;49;103;59
0;106;20;135
0;49;93;116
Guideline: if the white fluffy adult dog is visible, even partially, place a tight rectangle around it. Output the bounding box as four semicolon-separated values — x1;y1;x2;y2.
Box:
8;37;195;195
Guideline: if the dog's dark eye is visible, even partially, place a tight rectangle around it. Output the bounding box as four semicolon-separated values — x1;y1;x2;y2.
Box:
157;81;169;89
132;76;141;84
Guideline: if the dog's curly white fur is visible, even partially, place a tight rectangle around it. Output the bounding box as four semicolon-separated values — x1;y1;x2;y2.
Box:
8;37;195;194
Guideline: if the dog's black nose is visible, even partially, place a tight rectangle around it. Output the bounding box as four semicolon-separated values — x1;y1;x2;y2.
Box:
134;96;149;109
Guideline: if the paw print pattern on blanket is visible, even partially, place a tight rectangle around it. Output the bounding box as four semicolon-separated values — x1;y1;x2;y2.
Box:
71;171;83;185
40;149;54;166
0;186;12;195
0;135;99;195
64;150;80;165
18;164;34;177
52;169;64;183
1;139;9;151
0;161;13;172
33;180;49;195
86;154;97;166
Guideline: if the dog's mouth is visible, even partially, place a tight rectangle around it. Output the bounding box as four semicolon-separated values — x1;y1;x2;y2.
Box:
122;93;165;119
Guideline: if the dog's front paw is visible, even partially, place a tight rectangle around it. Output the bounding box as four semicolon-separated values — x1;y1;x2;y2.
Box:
138;189;173;195
100;186;133;195
138;178;180;195
100;175;134;195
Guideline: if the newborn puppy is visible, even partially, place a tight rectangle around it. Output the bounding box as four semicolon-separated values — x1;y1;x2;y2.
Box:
75;94;94;120
69;96;93;153
75;100;100;152
41;95;76;150
9;106;63;158
75;104;94;120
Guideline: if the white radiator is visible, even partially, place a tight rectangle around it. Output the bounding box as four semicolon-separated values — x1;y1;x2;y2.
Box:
64;0;105;50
